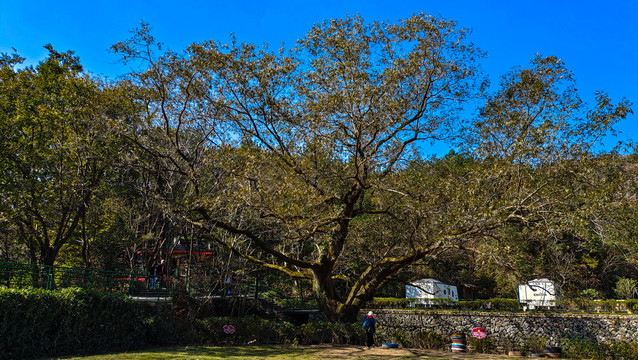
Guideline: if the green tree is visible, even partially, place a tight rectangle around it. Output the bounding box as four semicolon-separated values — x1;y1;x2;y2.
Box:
614;277;637;299
0;46;126;266
113;15;485;321
461;55;632;296
112;18;631;321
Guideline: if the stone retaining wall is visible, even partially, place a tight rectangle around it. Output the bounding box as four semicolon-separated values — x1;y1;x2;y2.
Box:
369;309;638;347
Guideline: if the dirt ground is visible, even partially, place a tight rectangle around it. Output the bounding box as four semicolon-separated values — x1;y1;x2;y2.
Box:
308;344;531;359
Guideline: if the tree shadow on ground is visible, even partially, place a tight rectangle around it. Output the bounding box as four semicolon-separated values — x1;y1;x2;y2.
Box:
167;345;322;358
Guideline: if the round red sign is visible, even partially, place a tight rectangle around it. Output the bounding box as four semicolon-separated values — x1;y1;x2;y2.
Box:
472;327;486;339
223;325;236;334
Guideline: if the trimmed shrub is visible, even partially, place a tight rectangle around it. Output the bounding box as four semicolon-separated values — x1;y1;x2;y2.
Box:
370;297;524;311
296;321;333;344
368;297;411;308
0;287;152;359
197;316;296;345
410;330;448;350
196;317;364;346
330;321;364;345
467;335;496;353
539;336;638;359
486;298;522;310
276;297;318;309
562;298;638;313
560;336;607;359
522;335;546;354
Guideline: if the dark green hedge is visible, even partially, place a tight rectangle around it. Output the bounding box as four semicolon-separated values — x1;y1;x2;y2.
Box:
196;317;363;346
457;298;522;310
0;287;363;359
368;297;411;308
371;296;638;313
370;297;638;312
0;287;154;359
197;316;296;345
369;297;523;310
559;299;638;313
5;286;638;359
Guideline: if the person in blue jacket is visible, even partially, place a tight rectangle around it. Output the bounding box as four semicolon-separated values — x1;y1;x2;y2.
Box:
362;311;376;349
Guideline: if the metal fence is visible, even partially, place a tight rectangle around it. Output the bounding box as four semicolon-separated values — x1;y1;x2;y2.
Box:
0;261;311;304
0;261;160;295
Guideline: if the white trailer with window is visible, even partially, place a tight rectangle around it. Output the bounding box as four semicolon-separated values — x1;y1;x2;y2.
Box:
518;278;562;310
406;278;458;307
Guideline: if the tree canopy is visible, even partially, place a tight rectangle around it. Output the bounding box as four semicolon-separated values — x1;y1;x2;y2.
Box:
0;14;634;321
109;15;631;321
0;46;131;266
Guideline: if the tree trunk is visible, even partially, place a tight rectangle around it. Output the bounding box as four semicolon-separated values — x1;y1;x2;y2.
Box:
313;267;362;323
312;264;339;321
39;245;59;289
41;245;58;267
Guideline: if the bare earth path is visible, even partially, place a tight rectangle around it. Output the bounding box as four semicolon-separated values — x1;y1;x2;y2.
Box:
60;344;534;359
307;344;527;359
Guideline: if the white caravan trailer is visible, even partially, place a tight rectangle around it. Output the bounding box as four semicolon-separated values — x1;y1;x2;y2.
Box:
518;278;562;310
406;278;458;307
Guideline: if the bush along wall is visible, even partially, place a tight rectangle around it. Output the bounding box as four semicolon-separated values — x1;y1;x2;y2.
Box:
369;297;638;313
0;286;364;359
0;287;156;360
195;317;364;346
369;309;638;357
369;297;523;310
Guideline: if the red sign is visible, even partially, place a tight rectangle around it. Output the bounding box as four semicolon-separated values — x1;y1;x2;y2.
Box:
472;327;486;339
223;325;236;334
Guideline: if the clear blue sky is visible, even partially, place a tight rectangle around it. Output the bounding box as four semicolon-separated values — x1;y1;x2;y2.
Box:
1;0;637;144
